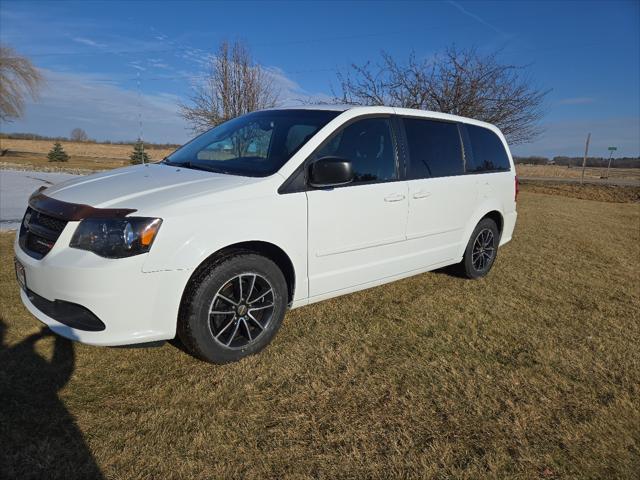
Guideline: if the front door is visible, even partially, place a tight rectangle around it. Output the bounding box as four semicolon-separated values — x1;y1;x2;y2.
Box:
306;117;408;297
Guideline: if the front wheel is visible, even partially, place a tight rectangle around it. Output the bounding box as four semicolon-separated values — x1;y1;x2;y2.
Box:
459;218;500;279
178;253;288;364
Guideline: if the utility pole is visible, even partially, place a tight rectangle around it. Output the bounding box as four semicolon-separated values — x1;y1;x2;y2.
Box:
605;146;617;182
580;133;591;186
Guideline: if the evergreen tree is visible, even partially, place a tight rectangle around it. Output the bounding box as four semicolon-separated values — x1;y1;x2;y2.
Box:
47;142;69;162
130;141;150;164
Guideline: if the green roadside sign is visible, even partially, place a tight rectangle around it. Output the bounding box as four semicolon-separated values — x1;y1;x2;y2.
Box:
608;146;617;151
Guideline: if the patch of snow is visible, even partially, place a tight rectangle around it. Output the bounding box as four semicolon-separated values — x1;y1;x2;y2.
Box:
0;169;81;231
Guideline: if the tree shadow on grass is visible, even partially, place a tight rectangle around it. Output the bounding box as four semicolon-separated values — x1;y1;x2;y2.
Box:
0;318;103;480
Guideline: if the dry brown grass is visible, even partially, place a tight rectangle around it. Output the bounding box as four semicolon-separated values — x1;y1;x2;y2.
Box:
516;164;640;181
1;150;130;173
0;138;175;159
1;192;639;479
520;181;640;203
0;138;175;173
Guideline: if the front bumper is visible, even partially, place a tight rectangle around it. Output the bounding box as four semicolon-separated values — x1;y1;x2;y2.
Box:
14;224;191;346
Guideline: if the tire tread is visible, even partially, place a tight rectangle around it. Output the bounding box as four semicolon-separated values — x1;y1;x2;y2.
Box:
177;250;287;363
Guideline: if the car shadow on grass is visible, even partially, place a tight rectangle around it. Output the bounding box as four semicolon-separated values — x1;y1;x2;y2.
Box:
433;264;468;279
0;318;104;480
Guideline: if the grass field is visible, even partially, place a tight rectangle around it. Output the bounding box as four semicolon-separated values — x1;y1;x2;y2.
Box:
516;164;640;181
1;191;639;479
521;181;640;203
0;138;176;160
0;138;175;173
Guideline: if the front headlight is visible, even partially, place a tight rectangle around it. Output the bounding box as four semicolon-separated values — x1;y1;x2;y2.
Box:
70;217;162;258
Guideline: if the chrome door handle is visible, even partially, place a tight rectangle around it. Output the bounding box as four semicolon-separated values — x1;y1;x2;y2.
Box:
384;193;406;202
413;191;432;199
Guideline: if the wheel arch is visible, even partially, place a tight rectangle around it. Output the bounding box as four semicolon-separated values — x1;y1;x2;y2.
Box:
482;210;504;236
457;204;505;259
180;240;297;308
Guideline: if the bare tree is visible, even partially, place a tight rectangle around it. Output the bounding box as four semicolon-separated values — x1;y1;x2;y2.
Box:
0;45;43;122
70;128;89;142
180;41;280;133
333;47;549;144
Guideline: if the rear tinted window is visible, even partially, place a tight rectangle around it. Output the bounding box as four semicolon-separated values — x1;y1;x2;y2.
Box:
465;124;511;172
402;118;463;178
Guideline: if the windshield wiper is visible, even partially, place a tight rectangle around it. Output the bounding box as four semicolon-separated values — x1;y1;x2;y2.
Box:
164;160;226;173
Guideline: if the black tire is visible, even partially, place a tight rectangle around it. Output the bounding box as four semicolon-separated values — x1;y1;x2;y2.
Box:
178;253;288;364
459;218;500;279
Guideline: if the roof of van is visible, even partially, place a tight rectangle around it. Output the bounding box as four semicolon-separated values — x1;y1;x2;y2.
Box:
262;104;500;132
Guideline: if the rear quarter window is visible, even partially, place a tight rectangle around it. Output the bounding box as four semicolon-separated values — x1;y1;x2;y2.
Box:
465;124;511;173
402;118;464;179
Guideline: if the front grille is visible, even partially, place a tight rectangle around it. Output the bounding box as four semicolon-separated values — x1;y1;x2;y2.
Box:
19;207;68;259
34;212;67;232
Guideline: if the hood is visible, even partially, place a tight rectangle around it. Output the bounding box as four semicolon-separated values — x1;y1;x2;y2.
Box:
43;163;251;211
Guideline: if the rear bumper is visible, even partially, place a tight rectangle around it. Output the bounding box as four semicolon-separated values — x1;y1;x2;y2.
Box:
499;210;517;246
14;227;191;346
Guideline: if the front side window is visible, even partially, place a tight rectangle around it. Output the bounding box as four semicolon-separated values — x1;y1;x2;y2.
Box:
314;117;396;183
165;110;340;177
403;118;464;179
465;124;511;172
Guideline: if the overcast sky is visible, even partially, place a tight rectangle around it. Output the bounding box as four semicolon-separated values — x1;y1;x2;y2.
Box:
1;0;639;158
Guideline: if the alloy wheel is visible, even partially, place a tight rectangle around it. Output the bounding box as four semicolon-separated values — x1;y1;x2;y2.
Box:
207;273;275;349
471;228;496;272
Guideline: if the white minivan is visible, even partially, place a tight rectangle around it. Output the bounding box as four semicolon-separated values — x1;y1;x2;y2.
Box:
14;106;517;363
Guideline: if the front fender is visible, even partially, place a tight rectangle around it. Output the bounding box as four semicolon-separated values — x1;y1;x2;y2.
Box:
142;191;308;301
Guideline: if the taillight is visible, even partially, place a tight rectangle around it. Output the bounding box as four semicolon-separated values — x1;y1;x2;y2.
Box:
515;175;519;202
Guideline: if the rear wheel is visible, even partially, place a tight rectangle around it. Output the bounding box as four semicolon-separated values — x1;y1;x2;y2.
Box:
460;218;499;279
178;253;288;363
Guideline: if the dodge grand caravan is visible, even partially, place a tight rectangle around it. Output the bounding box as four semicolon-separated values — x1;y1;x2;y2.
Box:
14;106;517;363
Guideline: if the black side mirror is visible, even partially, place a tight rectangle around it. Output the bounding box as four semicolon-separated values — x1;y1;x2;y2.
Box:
308;157;354;188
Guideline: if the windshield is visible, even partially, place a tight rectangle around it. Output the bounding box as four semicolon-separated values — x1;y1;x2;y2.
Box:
165;109;341;176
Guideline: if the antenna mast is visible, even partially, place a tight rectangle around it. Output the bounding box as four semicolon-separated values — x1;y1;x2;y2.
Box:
137;70;145;165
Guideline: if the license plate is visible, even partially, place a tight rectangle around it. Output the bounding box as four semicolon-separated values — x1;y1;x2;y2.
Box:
14;258;26;291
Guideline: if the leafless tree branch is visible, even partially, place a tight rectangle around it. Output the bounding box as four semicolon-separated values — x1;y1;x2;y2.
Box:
70;128;89;142
332;46;549;145
180;41;281;133
0;45;43;122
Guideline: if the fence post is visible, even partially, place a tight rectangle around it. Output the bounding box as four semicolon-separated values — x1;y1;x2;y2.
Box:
580;133;591;186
